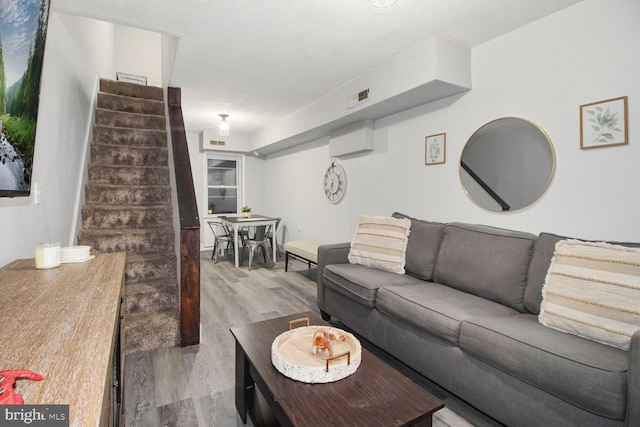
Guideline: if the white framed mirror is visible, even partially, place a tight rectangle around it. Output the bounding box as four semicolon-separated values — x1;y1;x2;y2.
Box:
459;117;556;212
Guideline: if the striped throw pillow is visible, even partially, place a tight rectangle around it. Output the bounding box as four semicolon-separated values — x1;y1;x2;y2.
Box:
348;214;411;274
539;239;640;350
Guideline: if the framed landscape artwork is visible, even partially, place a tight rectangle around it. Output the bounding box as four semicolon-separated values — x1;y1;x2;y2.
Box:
580;96;628;150
0;0;50;197
425;133;446;165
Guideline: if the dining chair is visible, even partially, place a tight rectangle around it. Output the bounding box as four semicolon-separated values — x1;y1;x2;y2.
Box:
241;224;273;270
267;218;282;257
207;220;235;263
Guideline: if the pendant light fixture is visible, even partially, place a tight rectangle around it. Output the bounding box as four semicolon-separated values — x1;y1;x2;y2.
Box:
369;0;397;7
219;114;230;136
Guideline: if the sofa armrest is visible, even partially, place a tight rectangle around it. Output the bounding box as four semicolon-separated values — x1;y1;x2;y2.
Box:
316;243;351;315
627;329;640;425
318;243;351;267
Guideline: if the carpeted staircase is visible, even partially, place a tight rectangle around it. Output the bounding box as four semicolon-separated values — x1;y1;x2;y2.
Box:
78;78;179;355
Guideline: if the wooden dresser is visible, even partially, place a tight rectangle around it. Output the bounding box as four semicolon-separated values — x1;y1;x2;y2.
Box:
0;252;126;426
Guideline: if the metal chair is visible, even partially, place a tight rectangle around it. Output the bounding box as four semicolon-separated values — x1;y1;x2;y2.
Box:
268;218;282;257
207;220;235;263
241;224;273;270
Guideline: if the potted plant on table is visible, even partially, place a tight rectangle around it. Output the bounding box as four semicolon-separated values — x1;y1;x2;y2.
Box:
241;206;252;219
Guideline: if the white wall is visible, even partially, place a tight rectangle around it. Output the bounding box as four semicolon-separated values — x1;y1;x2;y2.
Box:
264;0;640;245
0;12;114;268
244;154;266;215
114;25;162;86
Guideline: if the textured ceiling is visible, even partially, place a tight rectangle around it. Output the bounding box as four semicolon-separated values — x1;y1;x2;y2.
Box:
52;0;582;135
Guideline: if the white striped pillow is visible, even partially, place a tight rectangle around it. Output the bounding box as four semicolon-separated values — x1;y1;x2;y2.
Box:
348;214;411;274
539;239;640;350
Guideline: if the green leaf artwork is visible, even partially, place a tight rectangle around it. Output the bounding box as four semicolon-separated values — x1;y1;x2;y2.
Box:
427;140;441;163
586;105;623;145
425;133;445;164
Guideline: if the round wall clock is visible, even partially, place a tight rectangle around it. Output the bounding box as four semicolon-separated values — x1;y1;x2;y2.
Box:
324;162;347;203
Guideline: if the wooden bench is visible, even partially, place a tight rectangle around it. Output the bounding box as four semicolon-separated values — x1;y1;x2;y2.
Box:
284;241;319;272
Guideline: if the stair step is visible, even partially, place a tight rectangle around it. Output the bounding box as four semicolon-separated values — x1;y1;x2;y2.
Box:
81;205;173;229
88;164;170;186
81;79;182;355
96;108;166;130
91;142;168;167
124;278;178;317
100;78;164;101
85;183;171;206
98;92;165;116
125;252;177;282
78;227;175;253
124;312;179;355
93;125;167;148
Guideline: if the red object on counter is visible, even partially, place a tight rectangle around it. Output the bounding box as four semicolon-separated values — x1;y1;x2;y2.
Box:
0;370;44;404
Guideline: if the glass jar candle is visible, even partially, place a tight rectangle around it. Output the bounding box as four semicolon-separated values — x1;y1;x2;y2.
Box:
35;242;61;269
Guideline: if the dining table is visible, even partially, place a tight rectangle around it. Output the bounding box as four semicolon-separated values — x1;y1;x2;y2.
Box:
219;214;279;268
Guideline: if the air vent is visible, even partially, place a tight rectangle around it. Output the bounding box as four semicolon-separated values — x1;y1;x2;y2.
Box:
208;140;226;147
347;88;370;109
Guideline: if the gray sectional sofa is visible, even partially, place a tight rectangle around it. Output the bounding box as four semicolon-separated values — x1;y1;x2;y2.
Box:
316;213;640;426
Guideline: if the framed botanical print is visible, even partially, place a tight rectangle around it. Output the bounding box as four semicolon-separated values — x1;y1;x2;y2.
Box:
580;96;628;149
425;133;446;165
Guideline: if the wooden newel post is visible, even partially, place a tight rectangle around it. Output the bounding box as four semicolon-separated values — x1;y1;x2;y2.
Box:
168;86;201;347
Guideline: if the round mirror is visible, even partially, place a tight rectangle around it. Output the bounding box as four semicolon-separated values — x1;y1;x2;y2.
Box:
459;117;555;212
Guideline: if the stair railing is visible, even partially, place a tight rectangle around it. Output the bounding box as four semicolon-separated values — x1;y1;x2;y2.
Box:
167;87;200;347
460;160;511;212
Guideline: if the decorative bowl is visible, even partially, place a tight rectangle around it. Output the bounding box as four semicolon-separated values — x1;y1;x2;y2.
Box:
271;319;361;384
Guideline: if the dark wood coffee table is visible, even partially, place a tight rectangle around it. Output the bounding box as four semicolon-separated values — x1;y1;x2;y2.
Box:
231;312;444;427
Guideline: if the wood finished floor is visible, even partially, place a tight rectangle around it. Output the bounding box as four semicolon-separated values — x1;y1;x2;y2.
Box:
123;250;501;427
123;251;318;426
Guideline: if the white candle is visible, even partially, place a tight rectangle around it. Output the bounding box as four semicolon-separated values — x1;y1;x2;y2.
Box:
35;242;61;269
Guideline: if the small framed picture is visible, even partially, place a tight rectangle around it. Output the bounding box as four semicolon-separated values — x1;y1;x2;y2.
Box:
425;133;446;165
580;96;628;149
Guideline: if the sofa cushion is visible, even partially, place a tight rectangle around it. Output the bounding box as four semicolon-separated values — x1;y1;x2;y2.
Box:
323;264;424;308
525;232;640;315
392;212;446;281
460;314;628;420
433;223;536;312
539;239;640;350
375;282;518;345
348;214;411;274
